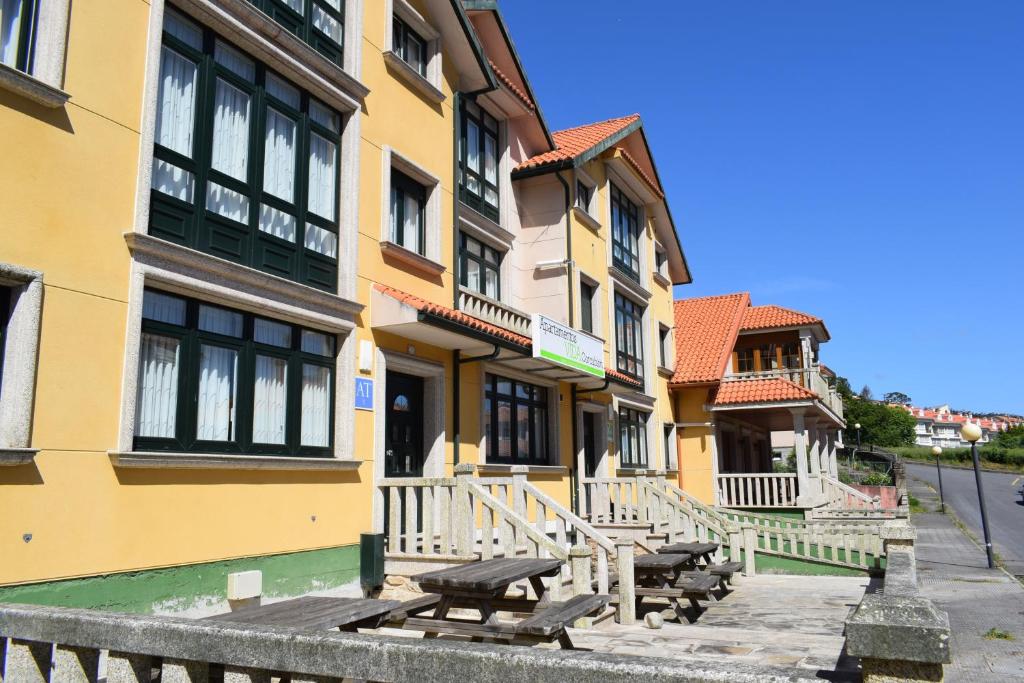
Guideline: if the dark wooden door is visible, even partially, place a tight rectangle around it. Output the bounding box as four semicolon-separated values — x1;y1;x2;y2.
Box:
385;371;424;478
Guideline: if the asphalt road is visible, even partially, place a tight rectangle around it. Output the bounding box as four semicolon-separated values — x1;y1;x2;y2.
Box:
906;461;1024;575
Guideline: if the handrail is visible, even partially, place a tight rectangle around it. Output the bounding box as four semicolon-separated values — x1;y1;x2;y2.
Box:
467;481;567;560
523;481;617;554
822;475;880;510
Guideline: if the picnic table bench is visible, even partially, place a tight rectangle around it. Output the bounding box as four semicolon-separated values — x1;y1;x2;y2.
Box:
658;541;742;589
624;552;719;622
401;558;609;649
203;596;402;632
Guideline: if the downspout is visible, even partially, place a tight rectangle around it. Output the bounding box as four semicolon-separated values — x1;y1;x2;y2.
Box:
555;171;581;514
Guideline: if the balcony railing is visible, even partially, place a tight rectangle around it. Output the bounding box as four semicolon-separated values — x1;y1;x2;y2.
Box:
725;366;844;418
457;286;532;337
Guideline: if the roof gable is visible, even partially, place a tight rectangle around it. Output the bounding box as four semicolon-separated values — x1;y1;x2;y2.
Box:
670;293;750;384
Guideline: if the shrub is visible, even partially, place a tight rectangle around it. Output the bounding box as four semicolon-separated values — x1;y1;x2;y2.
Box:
861;471;893;486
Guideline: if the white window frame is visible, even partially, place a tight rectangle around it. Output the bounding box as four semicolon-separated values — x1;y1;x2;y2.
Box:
380;146;444;275
0;263;43;460
0;0;70;107
383;0;444;103
653;240;670;287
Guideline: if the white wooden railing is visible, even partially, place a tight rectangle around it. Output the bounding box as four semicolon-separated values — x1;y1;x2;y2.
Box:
457;286;532;337
821;475;880;510
715;473;800;508
725;366;844;418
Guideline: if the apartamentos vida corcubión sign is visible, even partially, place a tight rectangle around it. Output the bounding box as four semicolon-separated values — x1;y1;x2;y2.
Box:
531;314;605;379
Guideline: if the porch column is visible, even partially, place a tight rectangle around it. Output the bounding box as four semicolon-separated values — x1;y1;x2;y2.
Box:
827;430;839;478
790;408;811;504
805;416;821;486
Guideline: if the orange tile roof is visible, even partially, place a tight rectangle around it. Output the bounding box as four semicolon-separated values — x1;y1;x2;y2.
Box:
712;378;817;406
514;114;640;171
670;293;750;385
375;284;640;389
741;305;822;332
375;284;531;347
488;60;535;112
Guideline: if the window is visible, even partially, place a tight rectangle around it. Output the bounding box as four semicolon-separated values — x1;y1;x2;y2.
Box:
149;10;343;292
735;348;755;373
459;233;500;299
758;344;778;372
781;342;800;369
0;287;10;389
459;99;499;221
610;183;641;280
1;0;37;72
658;324;671;368
575;180;591;213
618;407;648;469
579;280;596;334
614;292;644;380
483;374;549;465
391;14;425;76
389;169;425;255
245;0;344;66
663;424;675;470
134;289;335;456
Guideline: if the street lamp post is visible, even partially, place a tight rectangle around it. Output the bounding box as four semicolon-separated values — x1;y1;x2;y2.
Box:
851;423;862;471
931;445;945;513
962;422;994;569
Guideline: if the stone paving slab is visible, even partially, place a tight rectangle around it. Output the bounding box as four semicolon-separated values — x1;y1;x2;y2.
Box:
909;476;1024;682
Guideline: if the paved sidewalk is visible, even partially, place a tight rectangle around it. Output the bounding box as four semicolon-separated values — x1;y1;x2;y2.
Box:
909;477;1024;681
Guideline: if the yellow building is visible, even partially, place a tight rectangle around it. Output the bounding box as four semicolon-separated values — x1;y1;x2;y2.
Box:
0;0;689;613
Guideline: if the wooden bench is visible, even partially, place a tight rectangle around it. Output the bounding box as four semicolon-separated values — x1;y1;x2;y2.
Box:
516;594;611;647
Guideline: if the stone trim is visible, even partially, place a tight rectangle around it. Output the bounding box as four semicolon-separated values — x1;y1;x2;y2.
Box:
379;241;446;277
0;448;38;466
0;0;71;107
0;63;69;107
382;51;445;105
475;464;569;475
108;451;363;471
380;146;444;267
0;263;43;450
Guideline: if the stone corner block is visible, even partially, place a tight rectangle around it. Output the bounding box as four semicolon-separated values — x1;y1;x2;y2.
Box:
846;594;950;665
880;524;917;541
453;463;475;474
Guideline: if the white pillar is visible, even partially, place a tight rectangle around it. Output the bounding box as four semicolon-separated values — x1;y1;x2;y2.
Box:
805;416;821;480
827;430;839;478
790;409;810;504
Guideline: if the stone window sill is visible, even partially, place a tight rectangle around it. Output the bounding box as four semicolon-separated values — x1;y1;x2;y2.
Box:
658;365;674;378
0;63;68;108
380;241;445;277
0;448;39;466
572;206;601;233
476;464;569;475
108;451;363;471
652;271;671;288
382;51;444;104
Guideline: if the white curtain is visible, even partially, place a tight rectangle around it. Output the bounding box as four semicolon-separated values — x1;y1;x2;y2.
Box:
196;344;238;441
263;108;296;202
1;0;25;68
307;133;337;221
259;204;296;242
312;4;342;43
198;305;242;336
403;193;421;254
135;334;180;439
301;364;331;447
253;355;287;444
142;291;186;325
154;46;197;157
152;159;194;203
210;78;250;181
304;223;337;258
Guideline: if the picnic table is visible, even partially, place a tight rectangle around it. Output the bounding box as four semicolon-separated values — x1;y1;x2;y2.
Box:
402;558;609;649
203;596;401;632
658;541;742;590
629;552;718;622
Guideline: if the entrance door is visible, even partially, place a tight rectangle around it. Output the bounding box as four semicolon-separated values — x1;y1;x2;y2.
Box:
385;371;424;477
582;412;600;478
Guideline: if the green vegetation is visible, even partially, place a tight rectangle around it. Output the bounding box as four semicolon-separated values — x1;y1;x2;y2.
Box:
893;445;1024;473
908;494;926;514
860;471;893;486
983;628;1015;641
836;377;916;447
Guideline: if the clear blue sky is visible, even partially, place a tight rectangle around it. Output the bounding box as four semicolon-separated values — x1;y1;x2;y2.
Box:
502;1;1024;415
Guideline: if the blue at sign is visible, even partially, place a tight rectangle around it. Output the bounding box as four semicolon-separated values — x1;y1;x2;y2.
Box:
355;378;374;410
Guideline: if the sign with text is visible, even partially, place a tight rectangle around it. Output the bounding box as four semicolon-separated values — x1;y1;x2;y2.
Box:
355;377;374;410
531;314;605;378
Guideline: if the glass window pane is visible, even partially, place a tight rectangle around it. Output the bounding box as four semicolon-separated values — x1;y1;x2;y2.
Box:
253;355;288;444
152;159;195;202
266;73;300;108
307;133;337;221
304;223;337;258
196;344;238;441
206;181;250;224
496;378;512;395
198;305;243;337
466;120;480;172
214;40;255;81
301;329;335;356
533;407;547;462
484;267;499;298
259;203;297;242
517;404;529;460
312;4;342;44
263;108;296;202
301;363;331;446
163;8;203;49
254;318;291;347
210;78;251;181
135;333;180;438
389;186;401;243
465;259;480;293
310;99;341;132
142;290;187;325
484;134;497;184
404;193;421;254
497;400;511;460
155;47;198;157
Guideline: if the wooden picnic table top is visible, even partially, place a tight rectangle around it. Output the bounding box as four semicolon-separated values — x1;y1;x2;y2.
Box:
412;558;563;594
633;552;693;572
203;596;401;631
658;541;719;557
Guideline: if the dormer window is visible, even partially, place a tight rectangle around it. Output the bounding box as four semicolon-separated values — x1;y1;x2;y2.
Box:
610;183;641;280
459;100;499;222
391;14;426;77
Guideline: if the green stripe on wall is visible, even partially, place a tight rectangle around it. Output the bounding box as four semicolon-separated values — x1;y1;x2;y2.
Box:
0;545;359;615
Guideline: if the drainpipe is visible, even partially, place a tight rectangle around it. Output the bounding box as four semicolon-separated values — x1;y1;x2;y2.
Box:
554;171;581;514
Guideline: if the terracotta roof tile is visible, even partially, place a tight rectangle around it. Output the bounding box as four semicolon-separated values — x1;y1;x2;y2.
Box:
375;284;639;389
670;293;750;385
741;305;822;332
514;114;640;171
712;378;817;406
488;60;535;112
